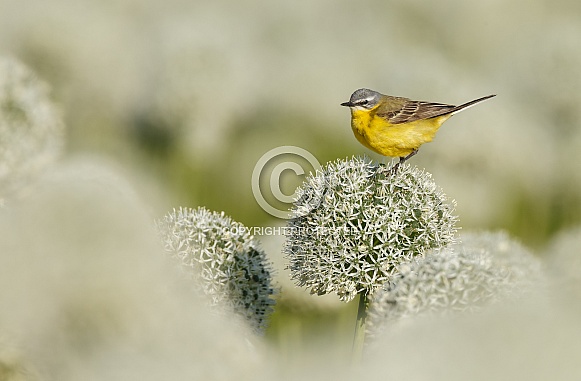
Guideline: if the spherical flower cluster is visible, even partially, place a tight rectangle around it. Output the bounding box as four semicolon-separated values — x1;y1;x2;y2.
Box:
157;207;276;333
284;156;459;302
367;231;543;335
545;226;581;299
0;56;64;200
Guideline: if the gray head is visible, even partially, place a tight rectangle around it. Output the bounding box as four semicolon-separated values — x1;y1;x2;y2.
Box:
340;88;382;109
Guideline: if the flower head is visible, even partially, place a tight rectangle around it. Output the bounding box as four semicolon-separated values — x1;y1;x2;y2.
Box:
367;231;543;335
284;156;459;302
157;207;276;333
0;56;64;200
545;226;581;299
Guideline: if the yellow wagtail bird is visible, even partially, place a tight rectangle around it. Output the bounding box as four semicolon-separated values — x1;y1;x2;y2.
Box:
341;88;495;171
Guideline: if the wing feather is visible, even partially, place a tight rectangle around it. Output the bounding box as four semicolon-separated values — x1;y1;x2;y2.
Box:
375;94;495;125
377;99;456;124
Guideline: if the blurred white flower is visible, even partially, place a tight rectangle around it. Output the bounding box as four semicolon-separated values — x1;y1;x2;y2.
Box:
367;231;544;336
364;295;581;381
0;56;63;201
544;226;581;301
0;160;271;381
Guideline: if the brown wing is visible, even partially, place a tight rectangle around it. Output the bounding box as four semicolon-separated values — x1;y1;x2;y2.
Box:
376;97;456;125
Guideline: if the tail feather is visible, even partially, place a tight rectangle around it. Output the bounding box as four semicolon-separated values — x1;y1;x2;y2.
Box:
449;94;496;116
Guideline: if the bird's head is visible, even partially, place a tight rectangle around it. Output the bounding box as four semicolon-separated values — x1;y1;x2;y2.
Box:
340;88;382;110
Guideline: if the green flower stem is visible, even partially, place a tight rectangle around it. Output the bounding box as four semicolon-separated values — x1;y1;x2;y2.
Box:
352;292;369;365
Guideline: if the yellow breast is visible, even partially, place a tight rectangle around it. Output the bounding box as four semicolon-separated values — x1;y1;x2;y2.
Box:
350;109;450;158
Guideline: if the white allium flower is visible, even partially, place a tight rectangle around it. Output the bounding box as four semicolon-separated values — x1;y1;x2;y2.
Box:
0;164;272;381
157;207;276;333
284;156;459;302
544;226;581;300
0;56;64;200
367;231;543;335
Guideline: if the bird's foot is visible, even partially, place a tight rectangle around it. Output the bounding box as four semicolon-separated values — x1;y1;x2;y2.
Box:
387;149;418;176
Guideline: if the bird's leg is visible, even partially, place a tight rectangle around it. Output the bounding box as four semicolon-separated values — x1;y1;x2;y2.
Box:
401;148;419;164
389;149;419;175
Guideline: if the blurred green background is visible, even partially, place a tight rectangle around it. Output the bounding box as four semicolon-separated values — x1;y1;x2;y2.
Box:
2;0;580;356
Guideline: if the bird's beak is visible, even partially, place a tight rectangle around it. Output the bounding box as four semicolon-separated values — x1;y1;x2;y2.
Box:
340;101;353;107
